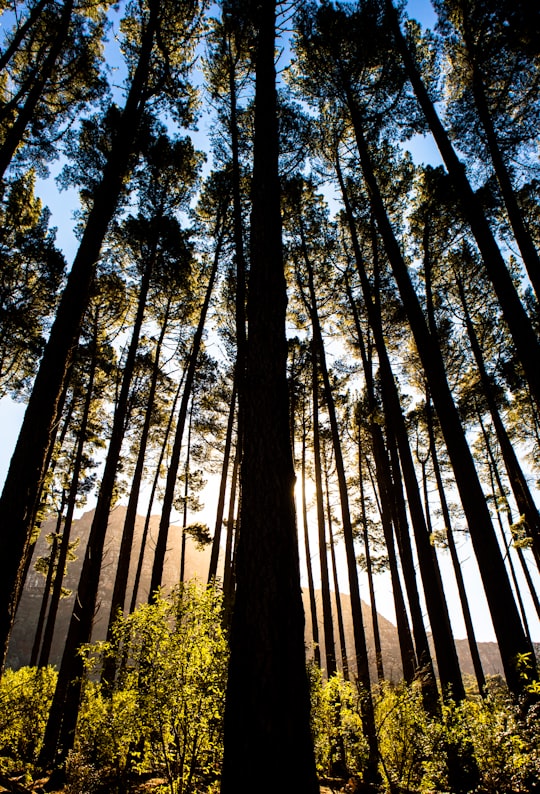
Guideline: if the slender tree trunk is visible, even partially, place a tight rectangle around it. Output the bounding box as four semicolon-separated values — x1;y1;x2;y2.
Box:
479;413;536;651
337;169;440;709
208;376;236;584
129;365;188;612
221;3;318;789
344;275;417;684
461;27;540;298
100;303;171;686
323;447;350;680
0;1;160;672
179;398;194;584
300;391;321;669
29;504;63;667
38;328;99;668
222;441;239;612
358;429;384;683
298;220;379;780
149;248;220;598
345;99;535;695
108;299;171;616
366;452;417;684
311;342;337;677
425;398;487;695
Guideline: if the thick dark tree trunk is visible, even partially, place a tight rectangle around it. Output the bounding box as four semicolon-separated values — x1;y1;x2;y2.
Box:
220;3;318;790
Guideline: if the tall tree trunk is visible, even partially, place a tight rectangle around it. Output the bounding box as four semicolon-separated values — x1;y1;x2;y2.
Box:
100;301;171;686
311;342;337;677
344;275;417;685
149;249;219;598
358;429;384;683
425;397;487;695
458;15;540;298
386;0;540;408
208;376;237;584
479;412;537;650
38;324;100;668
38;248;154;766
29;503;64;666
323;447;350;681
129;364;188;612
222;441;239;613
297;216;379;778
345;100;535;695
0;1;160;672
300;390;321;669
179;398;194;584
221;2;318;789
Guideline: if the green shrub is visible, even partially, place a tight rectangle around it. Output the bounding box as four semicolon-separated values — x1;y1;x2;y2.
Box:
0;665;57;777
309;666;369;779
76;581;229;794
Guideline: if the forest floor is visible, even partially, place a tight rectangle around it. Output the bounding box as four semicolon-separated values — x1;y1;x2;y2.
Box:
0;775;364;793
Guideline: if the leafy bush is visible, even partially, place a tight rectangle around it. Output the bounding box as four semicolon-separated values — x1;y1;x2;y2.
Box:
309;665;369;779
374;680;429;792
0;665;57;777
76;581;229;794
310;670;540;793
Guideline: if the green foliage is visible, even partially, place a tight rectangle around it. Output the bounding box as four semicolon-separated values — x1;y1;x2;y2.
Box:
309;671;540;792
75;582;229;793
0;666;57;777
374;680;429;792
309;665;369;778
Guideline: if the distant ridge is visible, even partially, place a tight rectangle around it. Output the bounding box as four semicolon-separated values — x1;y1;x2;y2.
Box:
8;507;524;682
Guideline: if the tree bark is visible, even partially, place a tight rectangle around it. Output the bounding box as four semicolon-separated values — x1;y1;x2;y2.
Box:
220;2;318;789
311;341;337;677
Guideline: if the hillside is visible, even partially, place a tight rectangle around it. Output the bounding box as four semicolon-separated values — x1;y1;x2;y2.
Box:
8;508;522;681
